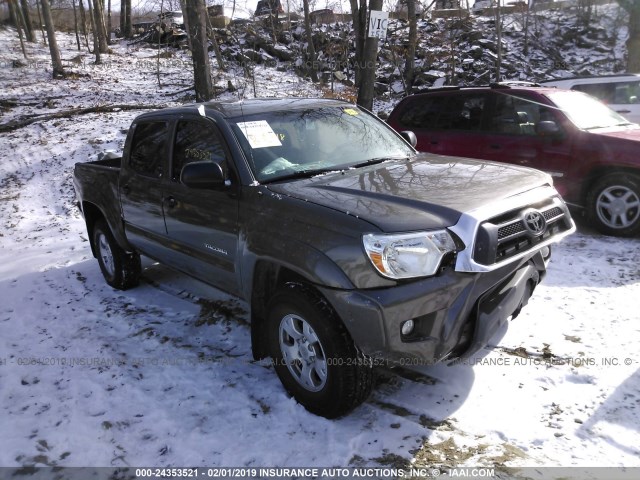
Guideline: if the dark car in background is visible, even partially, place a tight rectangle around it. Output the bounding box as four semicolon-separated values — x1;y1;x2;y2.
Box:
388;84;640;236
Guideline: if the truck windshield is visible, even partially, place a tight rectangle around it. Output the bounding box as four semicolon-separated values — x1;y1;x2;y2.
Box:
547;91;634;130
228;105;415;183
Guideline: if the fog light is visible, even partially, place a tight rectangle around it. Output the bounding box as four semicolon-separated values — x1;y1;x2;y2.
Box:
541;246;551;260
401;319;415;336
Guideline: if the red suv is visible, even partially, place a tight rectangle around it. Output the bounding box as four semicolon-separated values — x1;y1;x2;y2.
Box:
387;84;640;236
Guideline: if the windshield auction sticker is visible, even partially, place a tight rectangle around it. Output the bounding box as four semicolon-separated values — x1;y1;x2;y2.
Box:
236;121;282;149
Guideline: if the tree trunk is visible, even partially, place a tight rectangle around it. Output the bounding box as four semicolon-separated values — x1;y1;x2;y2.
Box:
8;0;28;58
357;0;383;111
180;0;192;50
92;0;109;53
40;0;65;78
404;0;417;90
302;0;318;82
78;0;90;50
124;0;132;37
35;0;47;45
204;6;226;71
107;0;112;43
624;2;640;72
349;0;367;86
72;0;81;50
8;0;18;27
87;0;102;63
20;0;36;42
185;0;214;101
120;0;125;32
494;0;502;82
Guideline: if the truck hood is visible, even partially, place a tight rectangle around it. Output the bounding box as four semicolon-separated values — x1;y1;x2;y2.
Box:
267;154;551;232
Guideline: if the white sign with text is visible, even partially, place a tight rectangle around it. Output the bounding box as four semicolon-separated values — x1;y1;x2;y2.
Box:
368;11;389;39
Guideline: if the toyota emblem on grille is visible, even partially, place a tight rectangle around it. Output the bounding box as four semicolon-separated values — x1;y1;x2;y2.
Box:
523;209;546;236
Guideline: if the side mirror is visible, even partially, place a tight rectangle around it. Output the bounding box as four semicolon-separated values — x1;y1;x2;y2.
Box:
181;161;225;189
536;120;561;136
400;130;417;148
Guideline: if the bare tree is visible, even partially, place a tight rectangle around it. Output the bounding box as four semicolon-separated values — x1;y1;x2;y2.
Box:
617;0;640;72
302;0;318;82
124;0;132;37
107;0;112;43
404;0;417;90
8;0;18;27
35;0;47;44
349;0;367;86
78;0;91;50
8;0;29;58
40;0;65;78
72;0;82;50
93;0;109;52
357;0;383;110
205;8;227;71
120;0;125;32
20;0;37;42
184;0;214;101
180;0;192;49
494;0;502;82
87;0;102;63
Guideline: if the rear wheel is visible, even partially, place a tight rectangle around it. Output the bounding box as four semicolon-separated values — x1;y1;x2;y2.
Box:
267;283;373;418
93;219;141;290
586;174;640;237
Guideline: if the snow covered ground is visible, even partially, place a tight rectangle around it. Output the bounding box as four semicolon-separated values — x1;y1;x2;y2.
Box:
1;27;639;472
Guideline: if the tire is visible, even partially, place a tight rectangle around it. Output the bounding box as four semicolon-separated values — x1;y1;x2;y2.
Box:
93;219;141;290
267;283;373;418
586;174;640;237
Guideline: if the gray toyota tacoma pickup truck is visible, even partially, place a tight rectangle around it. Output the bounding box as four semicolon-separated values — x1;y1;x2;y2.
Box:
73;98;575;418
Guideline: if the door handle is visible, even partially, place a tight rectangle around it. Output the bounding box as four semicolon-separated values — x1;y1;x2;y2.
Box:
430;140;439;145
616;109;631;114
490;144;501;149
165;196;177;208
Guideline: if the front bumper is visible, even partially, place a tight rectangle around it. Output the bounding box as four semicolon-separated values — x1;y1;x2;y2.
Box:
319;251;547;366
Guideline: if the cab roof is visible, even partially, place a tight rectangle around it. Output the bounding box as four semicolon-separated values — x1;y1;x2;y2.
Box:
135;98;352;122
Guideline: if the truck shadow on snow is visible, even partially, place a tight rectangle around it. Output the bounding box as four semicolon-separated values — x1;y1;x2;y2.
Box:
1;257;485;467
576;368;640;458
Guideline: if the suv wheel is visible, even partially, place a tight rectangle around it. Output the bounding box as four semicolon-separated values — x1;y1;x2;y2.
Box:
586;174;640;237
93;219;141;290
267;283;373;418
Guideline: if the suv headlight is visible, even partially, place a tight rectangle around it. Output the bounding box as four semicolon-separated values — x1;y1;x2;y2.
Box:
363;230;458;279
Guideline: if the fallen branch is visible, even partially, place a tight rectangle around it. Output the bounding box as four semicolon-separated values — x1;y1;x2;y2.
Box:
0;104;168;133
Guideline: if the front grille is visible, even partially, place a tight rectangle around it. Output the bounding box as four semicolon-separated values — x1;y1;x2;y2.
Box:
498;221;525;240
473;199;573;266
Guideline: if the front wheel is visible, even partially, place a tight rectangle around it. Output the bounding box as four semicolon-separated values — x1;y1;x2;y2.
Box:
93;219;141;290
267;284;373;418
586;174;640;237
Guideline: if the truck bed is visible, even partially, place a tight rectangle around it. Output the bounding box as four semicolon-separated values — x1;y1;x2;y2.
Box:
73;156;124;245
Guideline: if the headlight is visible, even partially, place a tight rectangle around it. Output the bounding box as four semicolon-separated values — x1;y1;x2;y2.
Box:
363;230;458;279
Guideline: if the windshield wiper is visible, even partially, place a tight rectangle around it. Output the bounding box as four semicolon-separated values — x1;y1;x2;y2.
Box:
348;155;410;169
262;168;340;183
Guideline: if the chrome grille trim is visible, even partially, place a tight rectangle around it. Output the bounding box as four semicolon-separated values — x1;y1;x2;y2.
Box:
449;185;575;273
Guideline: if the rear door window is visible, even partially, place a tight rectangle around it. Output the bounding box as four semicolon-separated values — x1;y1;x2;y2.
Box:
397;95;450;129
129;121;168;178
398;93;486;131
